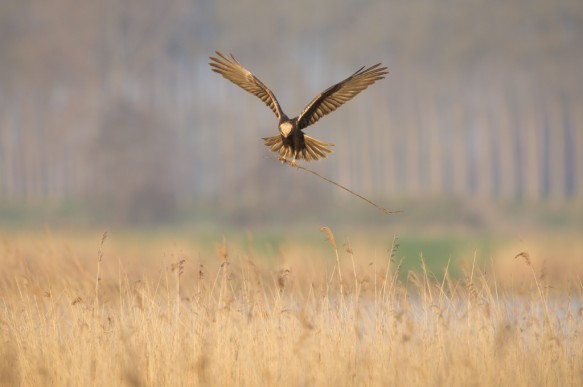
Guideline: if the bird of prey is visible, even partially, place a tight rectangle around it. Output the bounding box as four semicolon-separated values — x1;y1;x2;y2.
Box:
209;51;388;165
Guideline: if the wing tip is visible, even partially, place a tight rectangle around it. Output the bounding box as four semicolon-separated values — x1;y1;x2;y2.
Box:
209;51;238;64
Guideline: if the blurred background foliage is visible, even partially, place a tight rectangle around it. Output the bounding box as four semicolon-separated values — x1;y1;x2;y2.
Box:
0;0;582;234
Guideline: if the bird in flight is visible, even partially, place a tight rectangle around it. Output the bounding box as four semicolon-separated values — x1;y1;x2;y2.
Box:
209;51;388;166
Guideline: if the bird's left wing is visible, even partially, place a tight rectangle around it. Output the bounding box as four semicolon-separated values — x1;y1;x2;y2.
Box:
209;51;284;119
296;64;388;130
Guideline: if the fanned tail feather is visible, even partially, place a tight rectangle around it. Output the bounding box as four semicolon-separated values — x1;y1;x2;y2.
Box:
262;135;333;162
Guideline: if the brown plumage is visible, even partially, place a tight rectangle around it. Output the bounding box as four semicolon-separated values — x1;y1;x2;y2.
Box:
209;51;388;164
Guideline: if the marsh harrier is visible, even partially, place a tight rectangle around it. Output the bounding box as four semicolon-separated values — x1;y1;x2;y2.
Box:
210;51;388;165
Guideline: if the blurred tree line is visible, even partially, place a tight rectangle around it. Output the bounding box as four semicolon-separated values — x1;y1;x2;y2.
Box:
0;0;581;224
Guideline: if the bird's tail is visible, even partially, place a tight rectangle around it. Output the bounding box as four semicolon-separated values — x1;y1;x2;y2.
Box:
263;135;333;162
302;135;334;161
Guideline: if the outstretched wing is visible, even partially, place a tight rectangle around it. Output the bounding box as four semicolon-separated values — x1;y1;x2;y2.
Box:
209;51;284;119
296;64;388;130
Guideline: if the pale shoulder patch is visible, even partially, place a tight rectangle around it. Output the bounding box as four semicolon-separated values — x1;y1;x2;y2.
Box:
279;122;293;137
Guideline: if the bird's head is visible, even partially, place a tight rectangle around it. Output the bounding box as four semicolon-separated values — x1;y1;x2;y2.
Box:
279;121;293;138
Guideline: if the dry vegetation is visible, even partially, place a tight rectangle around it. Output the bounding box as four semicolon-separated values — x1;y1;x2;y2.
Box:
1;229;582;386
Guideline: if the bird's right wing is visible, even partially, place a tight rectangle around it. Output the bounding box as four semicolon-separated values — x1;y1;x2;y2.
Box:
209;51;284;119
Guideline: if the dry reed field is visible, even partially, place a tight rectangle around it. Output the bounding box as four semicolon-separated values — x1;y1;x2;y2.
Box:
1;229;582;386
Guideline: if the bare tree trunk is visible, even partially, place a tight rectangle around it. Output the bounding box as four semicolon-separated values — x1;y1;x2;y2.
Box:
522;98;541;201
359;110;374;195
407;95;420;196
452;104;467;197
474;106;492;199
497;101;515;199
572;96;583;199
548;99;566;201
424;96;442;195
380;106;396;195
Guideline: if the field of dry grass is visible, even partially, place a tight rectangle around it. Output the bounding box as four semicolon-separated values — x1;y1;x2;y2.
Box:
1;229;582;386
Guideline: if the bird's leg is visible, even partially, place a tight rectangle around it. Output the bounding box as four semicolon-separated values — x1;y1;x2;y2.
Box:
288;148;301;167
278;156;287;164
